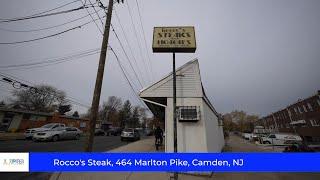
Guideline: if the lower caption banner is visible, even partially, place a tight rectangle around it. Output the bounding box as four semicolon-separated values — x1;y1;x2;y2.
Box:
1;153;320;172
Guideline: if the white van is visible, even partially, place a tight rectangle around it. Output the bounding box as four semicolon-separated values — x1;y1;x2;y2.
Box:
261;133;302;145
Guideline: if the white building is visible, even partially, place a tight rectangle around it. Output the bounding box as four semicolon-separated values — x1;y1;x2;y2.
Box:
140;59;225;152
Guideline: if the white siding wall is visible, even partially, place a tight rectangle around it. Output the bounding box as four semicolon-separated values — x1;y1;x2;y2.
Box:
165;97;208;152
140;62;202;98
202;101;225;152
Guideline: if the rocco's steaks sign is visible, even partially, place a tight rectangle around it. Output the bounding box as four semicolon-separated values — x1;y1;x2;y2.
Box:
152;26;196;53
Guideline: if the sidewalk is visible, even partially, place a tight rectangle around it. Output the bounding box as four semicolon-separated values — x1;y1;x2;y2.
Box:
49;137;209;180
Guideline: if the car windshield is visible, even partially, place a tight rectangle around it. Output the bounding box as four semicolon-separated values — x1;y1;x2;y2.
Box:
41;124;57;128
123;129;134;132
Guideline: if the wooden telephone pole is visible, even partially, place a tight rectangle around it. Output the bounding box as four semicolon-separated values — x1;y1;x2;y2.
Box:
85;0;123;152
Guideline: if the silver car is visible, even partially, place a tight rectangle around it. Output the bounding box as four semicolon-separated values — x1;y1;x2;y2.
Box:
32;127;82;142
24;123;66;139
120;128;140;141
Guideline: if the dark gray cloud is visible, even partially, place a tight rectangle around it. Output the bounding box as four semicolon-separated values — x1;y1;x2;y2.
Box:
0;0;319;116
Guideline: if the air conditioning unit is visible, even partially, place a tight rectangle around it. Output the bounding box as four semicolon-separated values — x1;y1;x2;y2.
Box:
178;106;200;122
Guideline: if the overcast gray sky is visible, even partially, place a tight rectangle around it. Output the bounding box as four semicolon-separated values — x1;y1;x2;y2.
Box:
0;0;319;116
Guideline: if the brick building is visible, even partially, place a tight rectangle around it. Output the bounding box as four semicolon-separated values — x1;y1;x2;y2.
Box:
256;91;320;142
0;108;92;132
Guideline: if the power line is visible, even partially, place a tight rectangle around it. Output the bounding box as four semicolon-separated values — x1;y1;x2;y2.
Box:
113;9;146;86
134;0;155;82
87;0;104;26
125;0;153;84
0;51;100;71
110;24;143;88
0;4;96;23
0;48;100;69
80;0;104;35
109;46;150;111
0;0;80;21
0;14;106;45
0;72;91;108
90;1;144;88
0;9;103;33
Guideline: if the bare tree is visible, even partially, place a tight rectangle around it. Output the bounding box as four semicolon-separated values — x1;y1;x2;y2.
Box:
223;110;259;133
10;85;69;112
99;96;122;124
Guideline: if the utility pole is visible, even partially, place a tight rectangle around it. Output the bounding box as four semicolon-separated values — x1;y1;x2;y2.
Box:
85;0;122;152
173;52;178;180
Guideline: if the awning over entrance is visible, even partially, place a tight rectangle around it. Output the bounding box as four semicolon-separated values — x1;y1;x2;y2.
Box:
140;97;166;121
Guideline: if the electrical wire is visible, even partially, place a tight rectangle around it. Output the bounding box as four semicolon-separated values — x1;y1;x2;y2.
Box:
87;0;104;26
1;51;99;71
0;14;106;45
0;9;103;33
0;0;80;20
0;5;96;23
109;46;150;111
95;1;144;88
0;48;100;69
79;0;103;35
134;0;155;82
84;1;143;91
125;0;152;84
113;9;146;86
110;24;143;88
0;72;91;108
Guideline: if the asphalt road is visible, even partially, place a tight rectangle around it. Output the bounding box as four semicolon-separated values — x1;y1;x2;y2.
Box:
0;135;131;180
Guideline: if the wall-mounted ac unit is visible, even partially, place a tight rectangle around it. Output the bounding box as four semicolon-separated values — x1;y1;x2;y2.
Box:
178;106;200;122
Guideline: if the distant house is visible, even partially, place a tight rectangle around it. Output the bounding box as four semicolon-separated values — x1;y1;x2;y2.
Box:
0;107;91;132
256;91;320;142
140;59;225;152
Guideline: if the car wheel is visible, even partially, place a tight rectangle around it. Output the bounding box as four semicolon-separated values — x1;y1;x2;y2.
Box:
52;135;59;142
32;138;37;142
75;134;80;140
264;141;271;144
121;137;124;141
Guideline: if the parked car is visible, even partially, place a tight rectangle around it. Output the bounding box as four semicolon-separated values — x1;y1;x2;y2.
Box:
261;133;302;145
107;127;122;136
243;133;253;140
24;123;66;139
32;127;82;142
120;128;140;141
94;128;106;136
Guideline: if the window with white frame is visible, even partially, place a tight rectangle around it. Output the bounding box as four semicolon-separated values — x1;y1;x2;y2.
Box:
178;106;200;121
298;107;303;114
310;120;320;127
294;108;298;114
307;103;313;111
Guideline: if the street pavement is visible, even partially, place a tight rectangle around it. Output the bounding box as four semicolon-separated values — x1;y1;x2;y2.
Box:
0;135;130;180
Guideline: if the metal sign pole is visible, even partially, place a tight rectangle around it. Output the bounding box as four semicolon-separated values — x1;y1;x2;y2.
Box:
173;52;178;180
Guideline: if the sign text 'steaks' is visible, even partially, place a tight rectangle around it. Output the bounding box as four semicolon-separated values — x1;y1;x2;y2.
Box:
152;26;196;53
